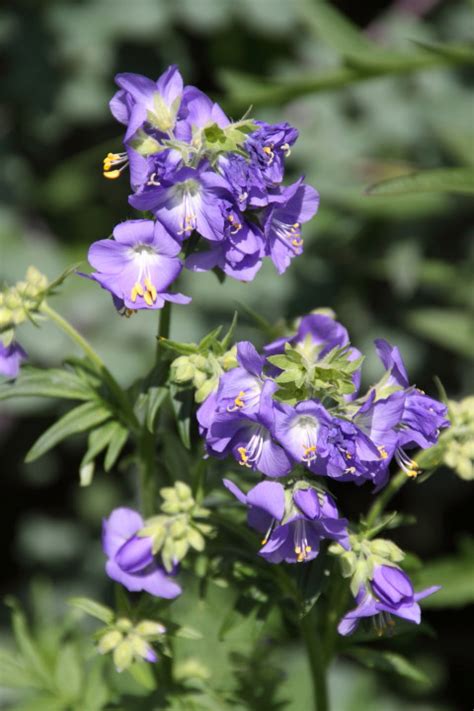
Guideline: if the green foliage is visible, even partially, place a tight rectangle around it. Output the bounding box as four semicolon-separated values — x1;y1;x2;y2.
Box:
346;647;429;685
413;538;474;609
366;167;474;196
268;341;363;405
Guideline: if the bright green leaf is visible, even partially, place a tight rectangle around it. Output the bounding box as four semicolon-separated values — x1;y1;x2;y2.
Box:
68;597;114;624
366;168;474;197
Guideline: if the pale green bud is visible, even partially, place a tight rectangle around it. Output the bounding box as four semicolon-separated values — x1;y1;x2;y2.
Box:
175;481;192;501
128;633;152;660
116;617;133;633
172;356;196;383
370;538;404;563
219;346;238;372
113;640;134;672
134;620;166;638
187;527;205;552
97;630;123;654
169;517;188;539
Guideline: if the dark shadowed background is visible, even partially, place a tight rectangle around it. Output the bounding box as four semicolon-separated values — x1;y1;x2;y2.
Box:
1;0;473;709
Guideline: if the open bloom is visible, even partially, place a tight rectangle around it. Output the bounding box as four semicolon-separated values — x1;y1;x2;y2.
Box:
110;65;185;143
338;564;440;636
206;380;292;477
247;120;299;186
262;178;319;274
224;479;349;564
87;219;190;310
129;164;233;242
0;340;27;379
103;508;182;598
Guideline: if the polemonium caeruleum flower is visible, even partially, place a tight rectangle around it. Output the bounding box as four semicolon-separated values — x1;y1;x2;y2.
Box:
224;479;349;563
206;381;292;477
103;508;181;598
247;121;299;186
129;164;234;243
0;341;27;379
87;219;190;311
338;564;440;636
375;338;449;476
262;178;319;274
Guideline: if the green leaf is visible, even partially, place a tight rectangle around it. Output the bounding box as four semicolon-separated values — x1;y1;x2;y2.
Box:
220;310;238;350
405;308;474;359
68;597;114;624
25;401;112;463
298;0;374;56
413;539;474;609
81;658;110;711
169;384;193;450
6;599;52;688
54;643;82;701
366;168;474;197
0;650;43;689
145;386;169;433
0;367;93;402
158;338;198;355
81;420;122;468
103;422;129;471
347;647;429;685
413;40;474;64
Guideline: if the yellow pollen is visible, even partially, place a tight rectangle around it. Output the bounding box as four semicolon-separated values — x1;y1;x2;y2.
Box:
234;391;245;408
303;445;317;462
346;453;352;460
131;282;144;302
237;447;250;467
144;277;157;302
292;238;303;247
378;445;388;460
130;279;157;305
263;146;272;155
406;467;419;479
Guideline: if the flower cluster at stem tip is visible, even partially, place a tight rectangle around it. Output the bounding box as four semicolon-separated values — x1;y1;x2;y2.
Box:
85;65;319;313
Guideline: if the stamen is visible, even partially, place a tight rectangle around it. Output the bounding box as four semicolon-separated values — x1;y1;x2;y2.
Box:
103;152;128;179
395;448;422;478
378;445;388;460
131;282;144;303
227;391;246;413
302;445;317;463
263;145;275;164
237;446;250;468
281;142;291;156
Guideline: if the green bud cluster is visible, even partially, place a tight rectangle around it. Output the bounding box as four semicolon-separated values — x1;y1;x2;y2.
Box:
171;346;237;403
329;535;404;596
139;481;213;572
0;267;48;344
97;616;165;672
441;397;474;480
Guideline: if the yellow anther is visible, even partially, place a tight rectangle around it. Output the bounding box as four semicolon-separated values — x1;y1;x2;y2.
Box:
378;445;388;460
131;282;144;302
235;391;245;408
406;467;419;479
103;169;121;179
305;545;312;553
346;453;352;460
143;291;153;306
302;445;317;462
237;447;250;467
263;146;272;155
292;238;303;247
294;545;302;554
144;278;157;302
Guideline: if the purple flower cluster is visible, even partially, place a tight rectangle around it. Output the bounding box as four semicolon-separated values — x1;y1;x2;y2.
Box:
199;312;448;610
88;66;319;311
200;313;448;489
0;341;27;379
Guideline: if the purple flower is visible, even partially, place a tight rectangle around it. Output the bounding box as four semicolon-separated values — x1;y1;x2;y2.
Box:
217;154;268;210
265;313;350;360
216;341;267;415
246;121;299;186
338;564;440;636
224;479;349;564
262;178;319;274
175;86;230;142
110;66;185;142
206;381;292;477
102;508;182;598
375;339;449;473
272;399;332;468
0;340;27;379
87;219;190;310
129;164;233;242
185;206;265;282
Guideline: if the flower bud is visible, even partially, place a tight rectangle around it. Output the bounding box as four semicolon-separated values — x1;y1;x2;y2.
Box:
113;640;134;672
97;630;122;654
134;620;166;638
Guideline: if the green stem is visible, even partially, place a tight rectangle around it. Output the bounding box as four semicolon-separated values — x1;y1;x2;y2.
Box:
137;430;158;518
300;607;329;711
156;300;172;359
41;301;139;431
365;469;407;528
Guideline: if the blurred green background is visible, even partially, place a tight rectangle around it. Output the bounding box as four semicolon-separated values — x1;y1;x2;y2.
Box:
1;0;473;709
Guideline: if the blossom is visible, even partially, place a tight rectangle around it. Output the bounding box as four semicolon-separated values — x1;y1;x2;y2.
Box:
109;65;185;143
272;399;332;468
205;380;292;477
224;479;349;564
214;341;267;416
102;507;182;598
375;338;449;475
217;154;268;210
264;312;351;360
246;120;299;185
175;86;230;142
87;219;190;310
262;178;319;274
0;340;27;379
129;164;233;242
185;206;265;282
338;564;440;636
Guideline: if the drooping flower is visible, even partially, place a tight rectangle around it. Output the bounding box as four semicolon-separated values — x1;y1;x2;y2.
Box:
0;340;27;379
375;338;449;476
206;380;292;477
262;178;319;274
102;508;182;599
338;564;440;636
214;341;268;416
129;164;233;243
272;399;332;469
246;120;299;186
87;219;190;310
224;479;349;564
